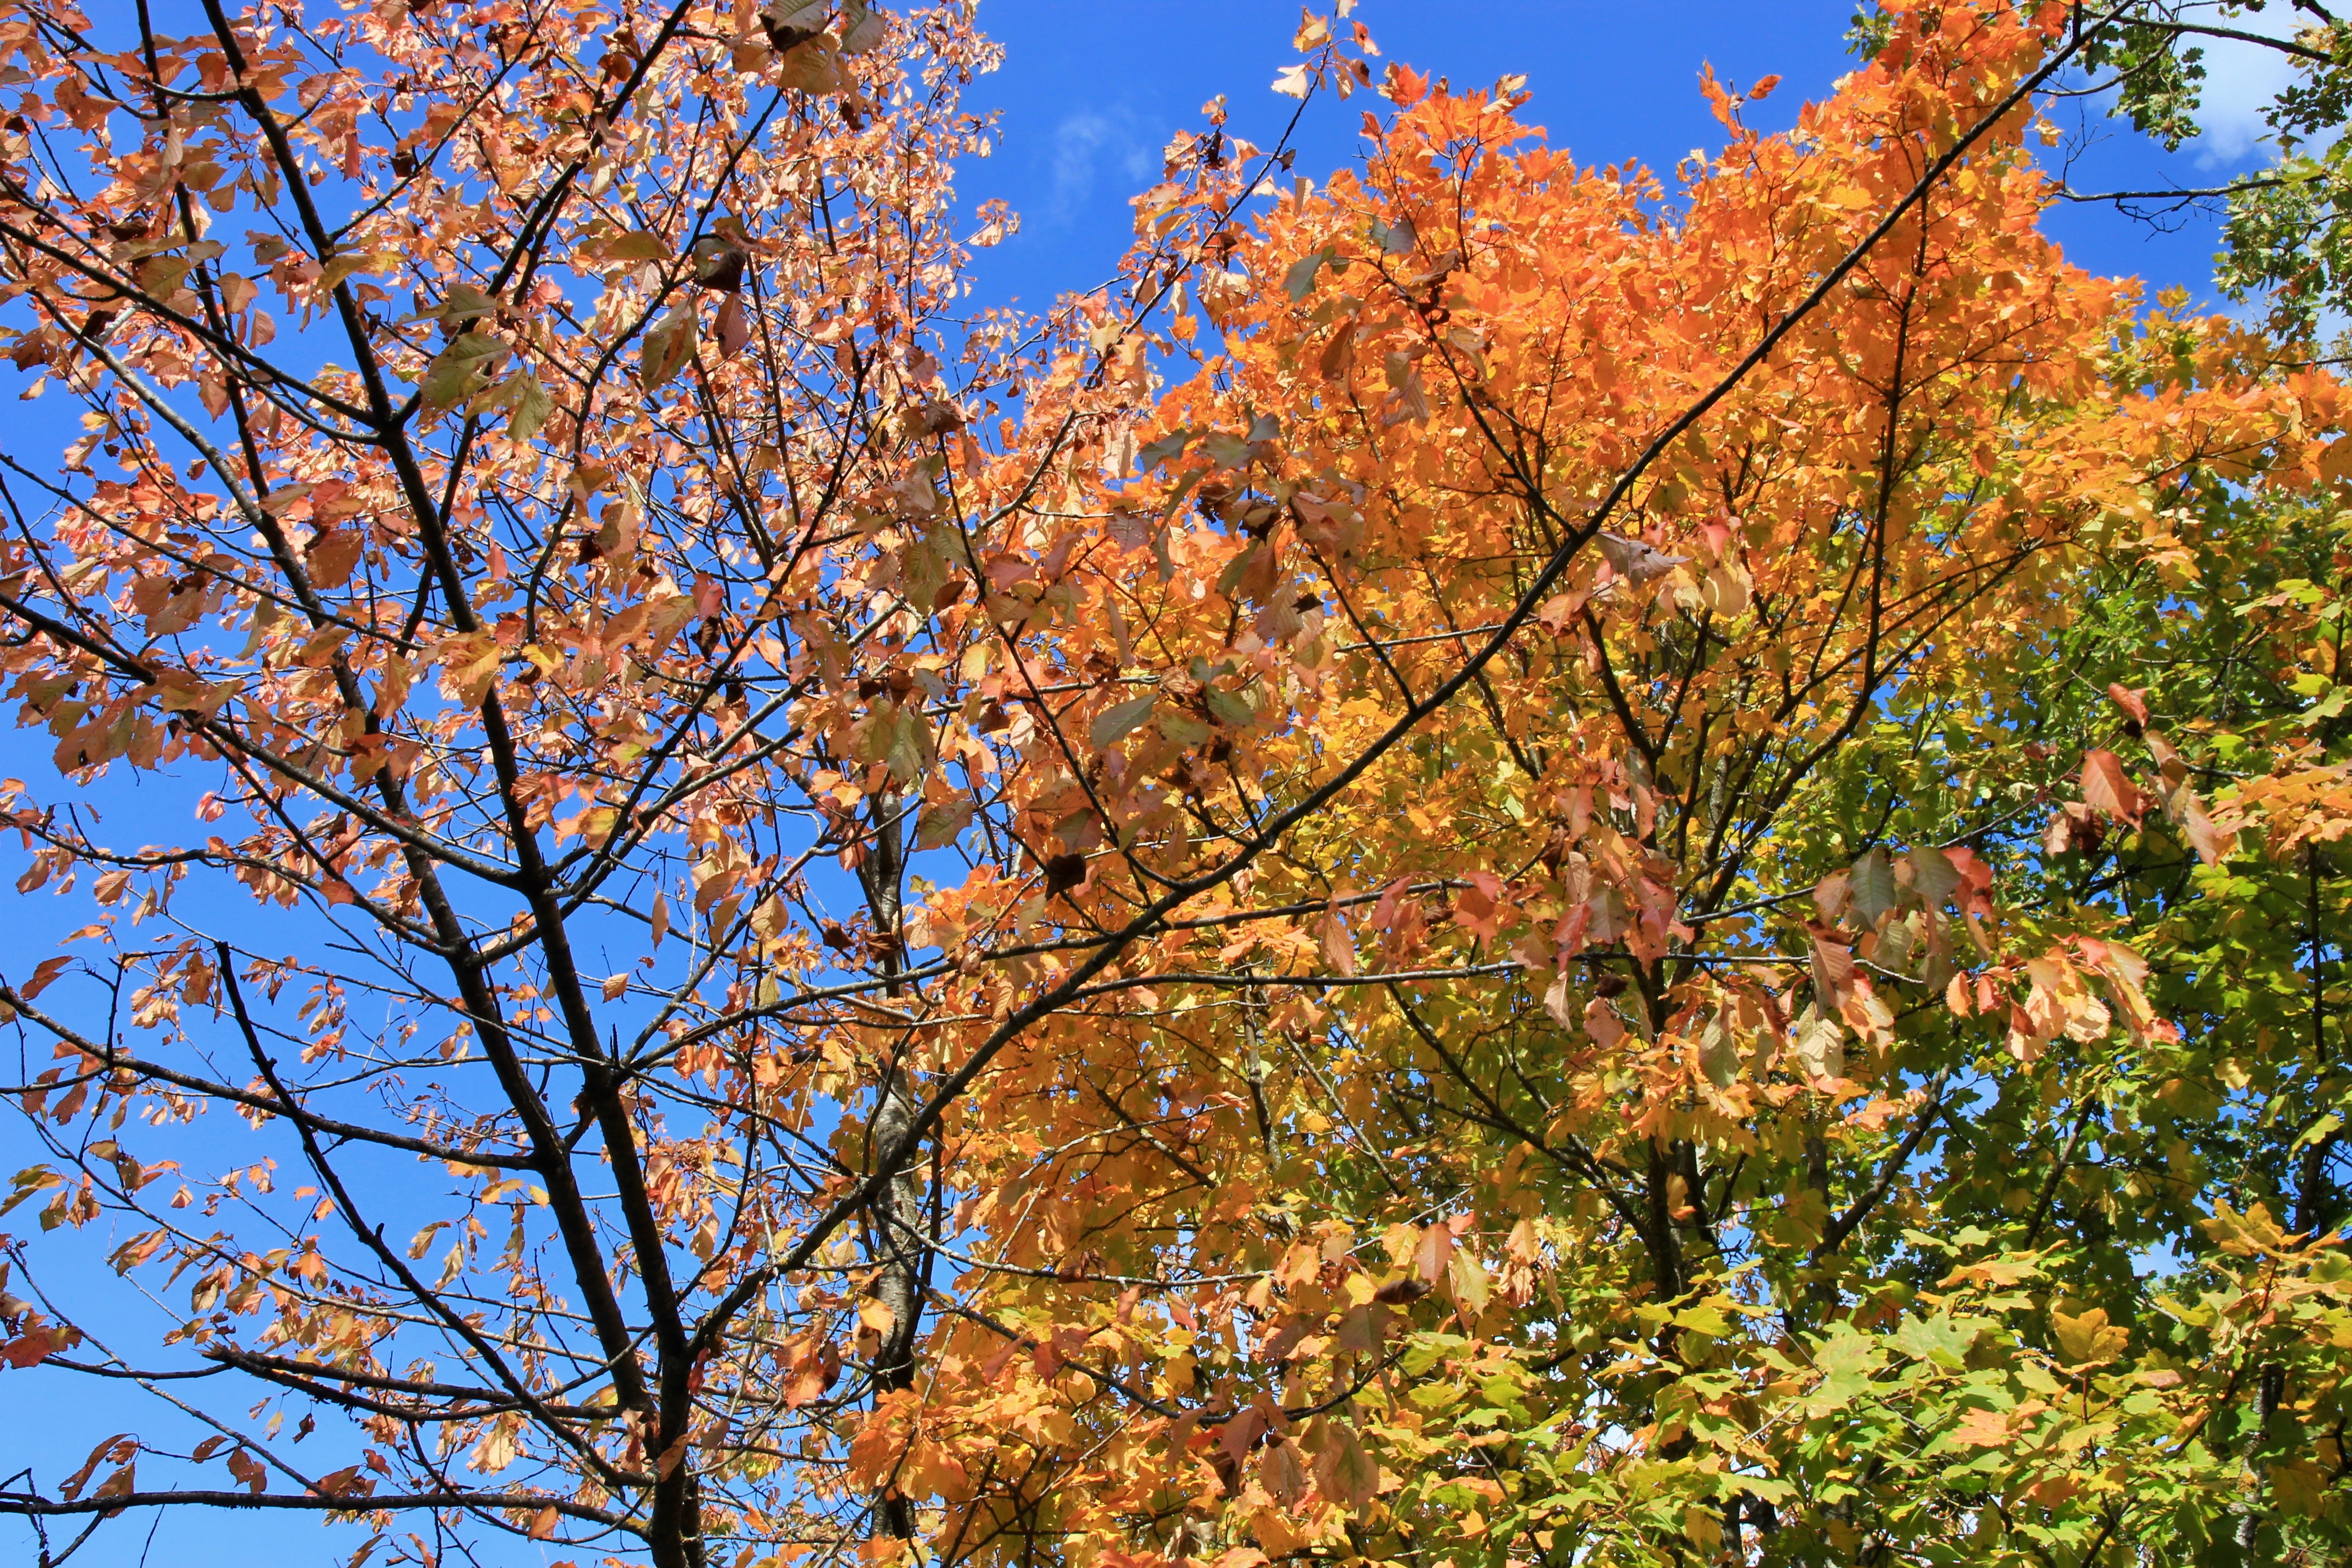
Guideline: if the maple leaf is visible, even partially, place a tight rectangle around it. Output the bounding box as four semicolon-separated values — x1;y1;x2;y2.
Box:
0;1323;60;1368
2051;1307;2130;1369
1950;1405;2024;1449
1450;872;1505;941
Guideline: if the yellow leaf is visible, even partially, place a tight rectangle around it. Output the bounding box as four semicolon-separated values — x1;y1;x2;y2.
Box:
2051;1306;2129;1368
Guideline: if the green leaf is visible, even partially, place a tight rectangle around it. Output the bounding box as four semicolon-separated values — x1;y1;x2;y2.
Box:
1214;540;1260;598
1698;1018;1738;1088
1156;711;1210;746
1891;1313;1980;1370
1284;248;1333;301
398;283;500;327
505;369;552;443
1811;1326;1883;1401
1158;466;1205;520
1318;1423;1377;1511
1849;846;1898;926
1203;431;1253;470
1671;1303;1733;1337
418;331;508;411
886;703;929;785
1874;916;1916;975
1135;428;1191;471
913;799;973;851
640;305;698;388
1907;844;1960;905
1089;693;1156;750
1205;686;1256;728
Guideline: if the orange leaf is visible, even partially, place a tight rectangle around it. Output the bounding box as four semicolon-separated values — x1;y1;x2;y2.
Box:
1317;902;1357;976
2081;749;2145;827
1382;62;1428;108
1413;1221;1454;1284
17;956;70;1000
1950;1406;2019;1448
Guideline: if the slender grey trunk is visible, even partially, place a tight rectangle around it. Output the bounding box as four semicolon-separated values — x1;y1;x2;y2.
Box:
858;791;927;1541
2234;1362;2282;1564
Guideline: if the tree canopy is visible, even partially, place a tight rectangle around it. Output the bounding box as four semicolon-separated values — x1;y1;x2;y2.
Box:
1974;0;2352;342
0;3;2347;1567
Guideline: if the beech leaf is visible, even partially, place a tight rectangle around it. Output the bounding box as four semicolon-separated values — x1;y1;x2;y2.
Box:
505;368;552;443
640;305;698;388
1413;1222;1454;1283
2081;749;2145;827
1284;248;1332;301
1907;845;1960;905
418;330;507;410
1089;693;1156;750
915;800;974;851
1848;846;1897;926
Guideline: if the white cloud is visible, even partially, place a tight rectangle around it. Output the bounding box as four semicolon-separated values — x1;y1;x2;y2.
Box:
2188;7;2302;167
1044;107;1155;223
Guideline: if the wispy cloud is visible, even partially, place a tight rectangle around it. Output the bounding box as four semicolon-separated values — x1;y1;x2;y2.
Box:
1042;107;1156;225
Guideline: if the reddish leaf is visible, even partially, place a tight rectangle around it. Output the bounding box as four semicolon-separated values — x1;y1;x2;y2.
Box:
1450;872;1504;941
2081;749;2145;827
1413;1221;1455;1284
715;291;750;360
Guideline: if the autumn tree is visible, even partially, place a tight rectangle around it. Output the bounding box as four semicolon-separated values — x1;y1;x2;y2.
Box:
1910;0;2352;343
0;0;1032;1563
2;3;2350;1568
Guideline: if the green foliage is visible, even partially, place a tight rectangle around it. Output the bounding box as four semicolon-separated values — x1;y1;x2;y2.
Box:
2220;151;2352;340
2086;16;2211;152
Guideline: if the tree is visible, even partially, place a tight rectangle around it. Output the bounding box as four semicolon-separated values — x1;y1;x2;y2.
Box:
0;1;1021;1562
0;4;2348;1568
1879;0;2352;344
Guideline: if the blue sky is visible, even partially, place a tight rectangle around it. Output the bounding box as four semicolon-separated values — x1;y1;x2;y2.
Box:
958;0;2299;328
0;3;2303;1563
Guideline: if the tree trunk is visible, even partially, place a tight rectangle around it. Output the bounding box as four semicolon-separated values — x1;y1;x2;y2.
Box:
859;792;928;1541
